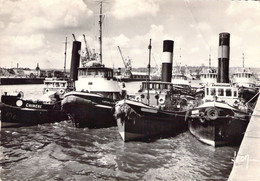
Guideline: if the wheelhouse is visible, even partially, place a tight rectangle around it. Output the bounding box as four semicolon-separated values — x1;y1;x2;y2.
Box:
140;81;173;91
204;83;239;105
232;70;255;88
78;67;114;79
172;74;187;80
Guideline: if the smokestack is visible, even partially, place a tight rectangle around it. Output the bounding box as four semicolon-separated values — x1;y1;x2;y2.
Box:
70;41;81;81
161;40;174;82
217;32;230;83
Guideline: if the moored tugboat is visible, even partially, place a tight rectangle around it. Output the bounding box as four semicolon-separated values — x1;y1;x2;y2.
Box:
188;83;253;146
43;77;72;98
61;61;122;128
187;33;258;146
232;55;258;103
61;3;123;128
0;91;68;128
114;40;193;141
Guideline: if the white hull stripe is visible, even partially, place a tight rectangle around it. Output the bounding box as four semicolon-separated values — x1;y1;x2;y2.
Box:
94;104;112;109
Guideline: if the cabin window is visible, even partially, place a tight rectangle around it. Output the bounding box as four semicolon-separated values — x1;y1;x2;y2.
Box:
206;88;209;95
226;89;232;96
55;83;60;87
218;88;224;96
234;90;237;97
210;88;216;96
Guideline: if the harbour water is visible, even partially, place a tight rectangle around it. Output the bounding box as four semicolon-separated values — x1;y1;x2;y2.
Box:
0;83;238;180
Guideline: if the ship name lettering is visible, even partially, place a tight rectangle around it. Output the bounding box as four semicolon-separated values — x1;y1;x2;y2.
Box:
25;103;42;108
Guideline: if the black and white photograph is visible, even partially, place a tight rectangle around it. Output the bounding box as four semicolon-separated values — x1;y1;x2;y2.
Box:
0;0;260;180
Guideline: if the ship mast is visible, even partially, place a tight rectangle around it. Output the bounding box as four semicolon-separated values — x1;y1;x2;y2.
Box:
64;37;68;78
99;1;103;63
147;39;152;105
209;47;211;68
242;53;245;68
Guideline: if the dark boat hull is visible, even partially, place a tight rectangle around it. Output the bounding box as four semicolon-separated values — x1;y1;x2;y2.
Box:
61;93;116;128
188;104;250;146
0;93;68;128
115;100;187;141
0;104;68;128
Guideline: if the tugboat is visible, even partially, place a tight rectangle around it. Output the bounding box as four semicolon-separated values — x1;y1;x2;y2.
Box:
43;77;72;99
114;40;192;141
61;61;122;128
188;83;253;146
0;90;68;128
171;49;191;90
188;33;258;146
199;68;217;86
232;53;258;102
61;2;123;128
0;38;71;128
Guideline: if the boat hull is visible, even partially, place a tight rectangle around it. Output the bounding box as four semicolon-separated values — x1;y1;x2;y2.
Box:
0;93;68;128
115;100;187;141
0;104;68;128
188;104;249;146
61;93;116;128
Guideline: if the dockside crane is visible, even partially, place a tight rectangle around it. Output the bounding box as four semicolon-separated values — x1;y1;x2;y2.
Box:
83;34;91;60
117;46;127;69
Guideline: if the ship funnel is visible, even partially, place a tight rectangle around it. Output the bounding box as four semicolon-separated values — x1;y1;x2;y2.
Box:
217;32;230;83
161;40;174;82
70;40;81;81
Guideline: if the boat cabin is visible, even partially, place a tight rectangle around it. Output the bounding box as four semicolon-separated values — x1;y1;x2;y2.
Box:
140;81;173;91
172;73;187;80
135;81;173;106
232;69;255;88
199;69;217;85
43;78;68;94
76;66;121;94
172;73;191;89
78;67;114;79
204;83;239;105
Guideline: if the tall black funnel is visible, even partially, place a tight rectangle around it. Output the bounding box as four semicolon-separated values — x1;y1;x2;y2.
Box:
217;32;230;83
70;41;81;81
161;40;174;82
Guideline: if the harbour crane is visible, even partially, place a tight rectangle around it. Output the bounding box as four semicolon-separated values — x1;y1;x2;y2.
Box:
83;34;91;60
117;46;127;68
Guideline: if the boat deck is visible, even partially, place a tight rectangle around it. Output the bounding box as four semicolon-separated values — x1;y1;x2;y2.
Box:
229;90;260;181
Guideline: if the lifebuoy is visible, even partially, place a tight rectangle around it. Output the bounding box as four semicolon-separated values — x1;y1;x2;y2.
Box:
59;89;65;95
16;100;23;107
158;97;165;105
205;108;219;120
135;96;141;102
199;112;206;123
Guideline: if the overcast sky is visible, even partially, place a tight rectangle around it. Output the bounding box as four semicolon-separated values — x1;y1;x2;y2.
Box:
0;0;259;70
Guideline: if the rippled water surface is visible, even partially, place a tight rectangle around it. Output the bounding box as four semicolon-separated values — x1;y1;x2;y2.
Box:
0;84;238;180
